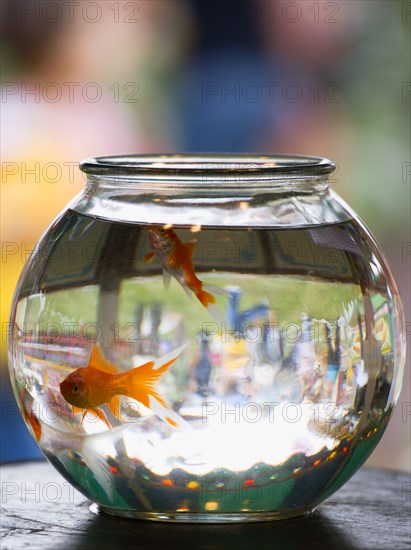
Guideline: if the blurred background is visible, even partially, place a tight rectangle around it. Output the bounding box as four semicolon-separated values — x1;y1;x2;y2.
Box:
1;0;410;470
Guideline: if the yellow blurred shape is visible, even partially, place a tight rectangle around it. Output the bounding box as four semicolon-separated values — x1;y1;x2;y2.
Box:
204;501;219;511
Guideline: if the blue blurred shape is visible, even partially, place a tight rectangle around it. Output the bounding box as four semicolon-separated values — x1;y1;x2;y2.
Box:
0;371;43;463
178;50;275;152
227;286;270;332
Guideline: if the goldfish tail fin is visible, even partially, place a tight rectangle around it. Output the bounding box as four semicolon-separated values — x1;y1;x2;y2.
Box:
125;345;188;428
196;289;216;308
206;303;227;325
203;283;231;298
196;286;229;323
147;395;192;431
151;343;188;371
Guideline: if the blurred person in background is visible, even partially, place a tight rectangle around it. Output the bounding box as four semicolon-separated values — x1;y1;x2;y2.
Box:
178;0;355;162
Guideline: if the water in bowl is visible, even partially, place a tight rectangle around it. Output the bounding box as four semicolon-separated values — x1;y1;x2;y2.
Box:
9;209;403;521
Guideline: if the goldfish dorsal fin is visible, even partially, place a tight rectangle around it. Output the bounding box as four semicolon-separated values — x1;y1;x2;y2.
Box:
88;344;118;374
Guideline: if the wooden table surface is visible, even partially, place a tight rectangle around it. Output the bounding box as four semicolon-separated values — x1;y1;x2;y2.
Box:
1;462;410;550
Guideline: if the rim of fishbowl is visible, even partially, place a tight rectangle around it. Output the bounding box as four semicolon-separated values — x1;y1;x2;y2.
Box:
79;154;336;183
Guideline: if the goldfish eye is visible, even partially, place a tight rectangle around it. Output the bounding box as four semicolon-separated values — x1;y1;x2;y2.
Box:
72;384;79;394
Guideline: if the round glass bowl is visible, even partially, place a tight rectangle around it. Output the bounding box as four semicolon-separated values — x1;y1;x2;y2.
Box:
8;155;405;522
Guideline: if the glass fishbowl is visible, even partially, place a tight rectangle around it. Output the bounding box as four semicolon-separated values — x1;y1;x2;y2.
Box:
8;155;405;522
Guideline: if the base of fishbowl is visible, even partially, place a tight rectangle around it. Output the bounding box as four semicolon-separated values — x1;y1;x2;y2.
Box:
91;503;316;523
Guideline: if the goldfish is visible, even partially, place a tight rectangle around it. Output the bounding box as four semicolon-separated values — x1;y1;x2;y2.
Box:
23;404;42;441
20;391;42;442
144;226;225;318
60;343;189;430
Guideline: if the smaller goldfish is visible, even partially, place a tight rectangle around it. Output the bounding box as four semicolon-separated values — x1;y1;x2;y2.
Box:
145;227;226;319
60;343;189;430
23;407;42;441
20;391;42;442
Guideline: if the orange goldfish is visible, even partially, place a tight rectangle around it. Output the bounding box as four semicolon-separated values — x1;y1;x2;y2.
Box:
19;388;41;441
60;343;189;430
22;400;42;442
144;227;224;314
